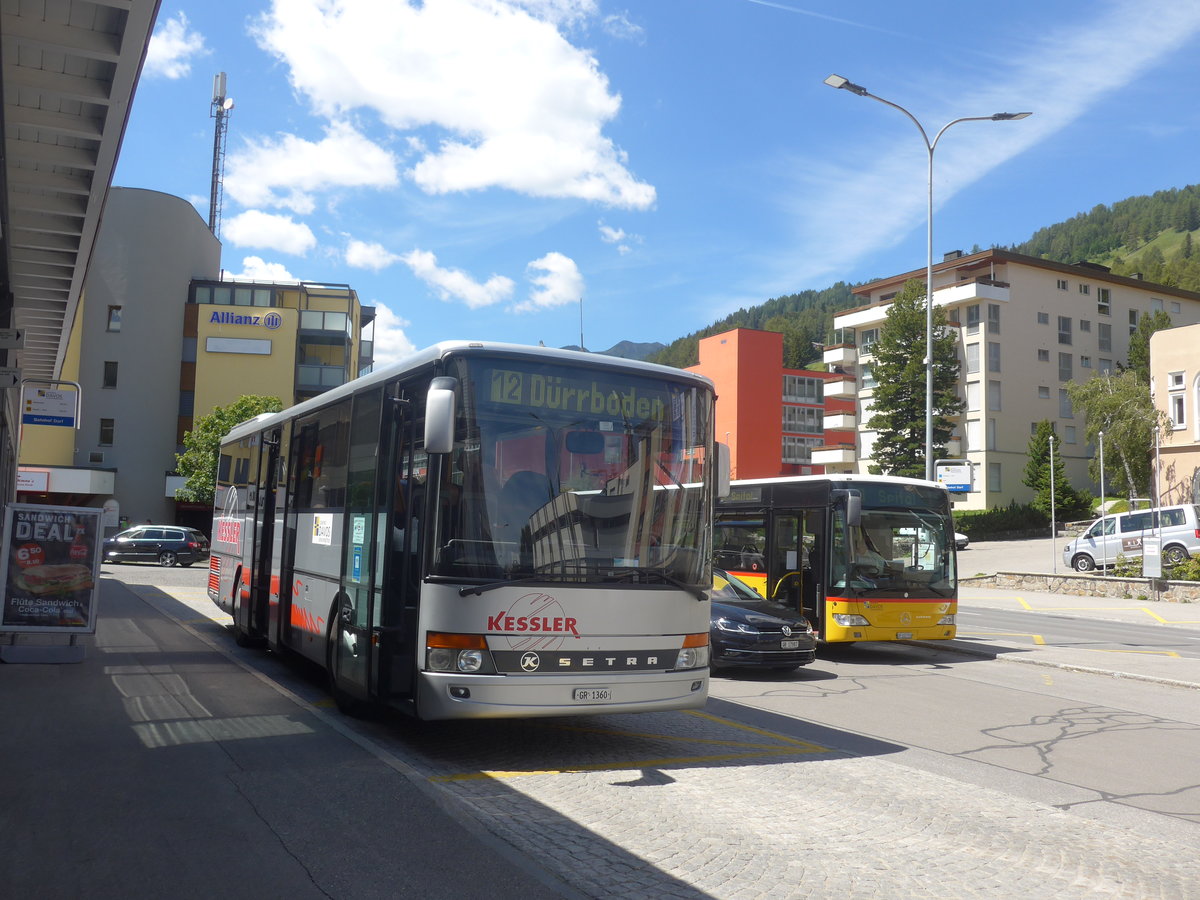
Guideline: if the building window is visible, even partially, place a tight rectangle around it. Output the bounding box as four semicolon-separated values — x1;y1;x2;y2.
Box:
1037;348;1050;362
102;361;118;389
1056;278;1068;290
781;435;820;464
966;344;980;374
1170;301;1181;314
1098;323;1112;352
1058;352;1072;382
1065;425;1077;443
99;418;115;446
860;364;876;390
966;304;981;335
966;381;981;411
782;405;823;434
986;418;997;451
1169;371;1185;389
1059;388;1073;418
782;374;823;402
1151;297;1164;312
1037;311;1050;325
1170;393;1185;429
1129;309;1139;335
1038;385;1050;399
1099;358;1113;373
988;462;1001;492
987;303;1001;334
987;380;1001;411
1079;319;1091;333
859;328;878;352
106;306;122;332
987;342;1001;373
1080;356;1091;369
1079;284;1090;296
966;419;981;451
1057;316;1072;345
1097;287;1111;315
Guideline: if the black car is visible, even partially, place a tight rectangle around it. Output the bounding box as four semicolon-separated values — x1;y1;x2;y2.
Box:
102;525;210;567
708;568;817;673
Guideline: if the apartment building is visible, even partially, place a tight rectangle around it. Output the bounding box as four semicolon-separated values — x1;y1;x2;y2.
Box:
17;188;374;532
1150;323;1200;507
686;328;855;479
829;249;1200;510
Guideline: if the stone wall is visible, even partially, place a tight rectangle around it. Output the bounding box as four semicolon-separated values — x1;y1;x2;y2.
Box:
963;572;1200;602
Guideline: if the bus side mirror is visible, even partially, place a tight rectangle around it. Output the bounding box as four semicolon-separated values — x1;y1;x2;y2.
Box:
425;377;457;454
717;442;730;498
832;489;861;526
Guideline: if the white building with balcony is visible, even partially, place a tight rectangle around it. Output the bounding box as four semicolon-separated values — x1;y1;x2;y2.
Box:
831;249;1200;510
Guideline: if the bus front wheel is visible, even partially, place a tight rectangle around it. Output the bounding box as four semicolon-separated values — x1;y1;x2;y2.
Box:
326;609;373;718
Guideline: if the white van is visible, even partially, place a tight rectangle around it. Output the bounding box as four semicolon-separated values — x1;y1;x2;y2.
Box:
1062;504;1200;572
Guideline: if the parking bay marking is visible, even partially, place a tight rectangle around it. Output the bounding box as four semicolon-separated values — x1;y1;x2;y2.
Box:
429;710;831;783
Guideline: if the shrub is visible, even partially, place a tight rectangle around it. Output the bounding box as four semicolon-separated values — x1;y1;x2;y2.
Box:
955;501;1048;539
1112;554;1140;578
1168;556;1200;582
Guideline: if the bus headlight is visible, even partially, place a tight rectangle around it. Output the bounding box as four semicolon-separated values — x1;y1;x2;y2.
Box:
937;615;956;625
676;633;709;669
426;632;493;673
833;614;871;627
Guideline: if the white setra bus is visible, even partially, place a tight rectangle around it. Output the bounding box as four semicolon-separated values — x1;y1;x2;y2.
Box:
208;341;726;720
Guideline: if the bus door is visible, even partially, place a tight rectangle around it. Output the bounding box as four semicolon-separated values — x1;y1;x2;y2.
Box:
239;428;281;644
768;509;825;627
330;388;387;704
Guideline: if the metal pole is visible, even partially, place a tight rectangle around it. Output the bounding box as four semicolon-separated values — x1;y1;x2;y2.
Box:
1049;434;1057;574
1098;430;1105;576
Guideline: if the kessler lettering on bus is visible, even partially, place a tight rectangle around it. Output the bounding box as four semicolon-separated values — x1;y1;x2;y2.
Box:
486;610;579;636
489;369;666;420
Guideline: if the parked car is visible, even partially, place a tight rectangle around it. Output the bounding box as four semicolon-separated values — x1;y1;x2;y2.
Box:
102;525;210;567
1062;504;1200;572
708;568;816;673
955;532;969;551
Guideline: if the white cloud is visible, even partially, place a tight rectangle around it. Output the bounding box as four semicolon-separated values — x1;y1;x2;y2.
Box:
598;222;626;244
224;210;318;256
224;256;298;282
369;303;419;367
402;249;515;309
225;121;400;214
786;0;1200;286
601;12;645;43
252;0;654;209
346;239;402;271
144;12;208;79
514;251;583;312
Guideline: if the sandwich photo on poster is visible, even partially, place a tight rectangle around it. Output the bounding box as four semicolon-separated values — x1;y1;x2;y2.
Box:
1;504;103;634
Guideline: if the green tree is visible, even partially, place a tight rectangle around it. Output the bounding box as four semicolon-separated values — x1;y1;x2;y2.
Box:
1065;371;1167;499
1022;420;1092;519
1124;309;1173;383
174;395;283;505
865;279;963;478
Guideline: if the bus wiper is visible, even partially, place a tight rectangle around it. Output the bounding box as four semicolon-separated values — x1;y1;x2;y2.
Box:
458;571;587;596
605;567;708;601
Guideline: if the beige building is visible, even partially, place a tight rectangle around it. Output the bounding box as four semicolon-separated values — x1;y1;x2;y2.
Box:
1151;323;1200;507
827;249;1200;511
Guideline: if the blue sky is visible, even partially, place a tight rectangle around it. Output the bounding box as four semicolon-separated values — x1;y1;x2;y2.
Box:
116;0;1200;365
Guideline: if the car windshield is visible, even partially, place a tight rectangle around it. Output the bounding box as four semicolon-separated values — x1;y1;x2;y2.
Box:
428;356;715;587
710;570;786;607
830;506;956;599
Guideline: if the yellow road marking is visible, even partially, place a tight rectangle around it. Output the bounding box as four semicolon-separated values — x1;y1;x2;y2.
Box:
1011;596;1200;625
961;631;1046;644
1081;648;1181;658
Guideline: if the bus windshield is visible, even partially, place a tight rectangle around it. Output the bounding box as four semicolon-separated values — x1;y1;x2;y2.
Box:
831;504;956;599
428;356;714;586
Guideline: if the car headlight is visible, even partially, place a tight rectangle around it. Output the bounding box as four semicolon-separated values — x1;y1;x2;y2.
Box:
833;614;871;627
714;617;759;635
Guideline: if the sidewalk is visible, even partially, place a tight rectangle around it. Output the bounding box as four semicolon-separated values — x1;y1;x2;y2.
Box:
938;583;1200;689
0;577;575;899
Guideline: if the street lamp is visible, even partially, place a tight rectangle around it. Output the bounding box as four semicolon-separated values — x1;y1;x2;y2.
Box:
824;74;1031;480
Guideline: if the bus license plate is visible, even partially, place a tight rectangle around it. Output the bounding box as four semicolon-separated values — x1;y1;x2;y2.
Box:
780;640;800;650
897;632;913;640
573;687;612;702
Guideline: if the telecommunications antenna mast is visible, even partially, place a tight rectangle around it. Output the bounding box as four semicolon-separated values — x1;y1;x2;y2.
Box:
209;72;234;237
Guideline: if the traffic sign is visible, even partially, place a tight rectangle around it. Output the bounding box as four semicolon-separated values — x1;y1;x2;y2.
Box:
0;367;19;389
0;329;24;349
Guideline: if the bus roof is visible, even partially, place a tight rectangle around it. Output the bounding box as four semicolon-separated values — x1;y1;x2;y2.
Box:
220;340;715;444
730;474;950;493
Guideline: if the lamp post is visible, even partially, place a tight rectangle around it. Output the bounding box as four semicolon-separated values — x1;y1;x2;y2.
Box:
1049;433;1057;573
823;75;1030;480
1098;430;1105;576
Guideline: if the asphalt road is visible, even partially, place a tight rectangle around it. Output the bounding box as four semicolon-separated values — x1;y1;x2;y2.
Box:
958;535;1072;576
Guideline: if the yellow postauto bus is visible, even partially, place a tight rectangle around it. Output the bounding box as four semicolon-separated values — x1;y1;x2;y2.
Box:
714;475;957;643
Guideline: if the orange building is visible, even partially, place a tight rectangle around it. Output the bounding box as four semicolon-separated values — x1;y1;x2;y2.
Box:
687;328;855;479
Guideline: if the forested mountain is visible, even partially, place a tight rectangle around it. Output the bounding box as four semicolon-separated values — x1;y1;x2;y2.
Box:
647;183;1200;371
647;282;859;369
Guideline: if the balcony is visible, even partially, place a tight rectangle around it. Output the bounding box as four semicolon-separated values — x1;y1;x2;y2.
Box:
812;444;856;469
823;412;856;430
823;343;856;367
824;374;857;398
934;279;1010;308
